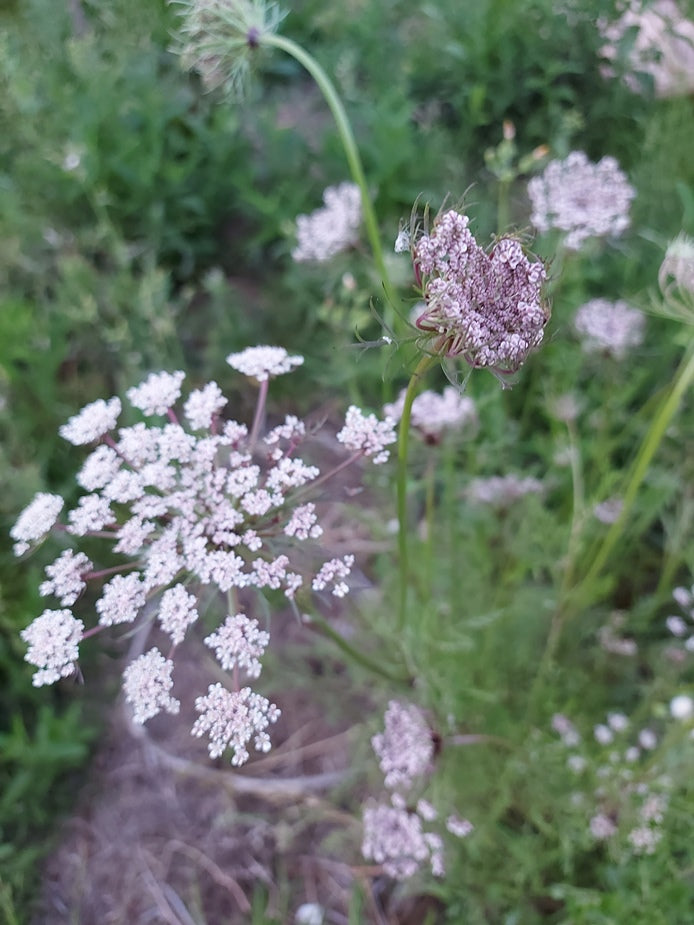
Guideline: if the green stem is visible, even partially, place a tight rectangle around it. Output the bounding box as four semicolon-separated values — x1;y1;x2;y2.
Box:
305;611;411;684
579;338;694;596
396;354;438;629
261;33;398;326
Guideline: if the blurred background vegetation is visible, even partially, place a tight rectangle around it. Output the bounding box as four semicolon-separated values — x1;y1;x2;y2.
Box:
1;0;693;920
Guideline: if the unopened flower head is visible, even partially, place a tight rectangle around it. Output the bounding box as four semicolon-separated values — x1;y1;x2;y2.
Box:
413;210;549;374
528;151;635;250
171;0;286;99
372;701;435;790
384;387;477;444
292;182;362;263
574;299;645;359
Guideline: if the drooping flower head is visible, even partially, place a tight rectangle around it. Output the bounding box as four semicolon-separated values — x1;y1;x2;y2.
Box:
528;151;635;251
171;0;286;99
411;210;549;375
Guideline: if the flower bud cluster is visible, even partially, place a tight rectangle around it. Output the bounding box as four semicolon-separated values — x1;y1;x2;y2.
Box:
411;210;549;374
13;346;396;765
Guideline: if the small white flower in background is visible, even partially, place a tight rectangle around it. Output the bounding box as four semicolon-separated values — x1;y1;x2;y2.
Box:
292;182;362;263
226;345;304;381
670;694;694;720
362;794;444;879
337;406;396;464
594;723;614;746
628;824;663;855
600;0;694;98
607;712;629;733
295;903;324;925
659;233;694;296
10;493;64;556
59;397;122;446
384;387;477;444
593;497;624;525
372;701;435;790
528;151;635;250
446;815;474;838
638;728;658;750
590;812;617;840
574;299;645;359
598;611;638;657
552;713;581;747
464;474;543;507
20;609;84;687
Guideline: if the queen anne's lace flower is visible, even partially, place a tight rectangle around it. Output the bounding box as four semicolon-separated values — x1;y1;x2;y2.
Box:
59;397;122;446
226;346;304;381
362;794;445;879
574;299;645;358
123;648;180;724
528;152;635;251
192;683;281;765
464;474;543;506
292;182;362;263
21;609;84;686
413;210;548;373
336;406;396;464
372;701;435;790
16;347;390;765
384;387;477;444
11;493;64;556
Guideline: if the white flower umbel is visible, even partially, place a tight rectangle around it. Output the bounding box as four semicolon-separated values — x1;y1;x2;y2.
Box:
192;683;280;765
123;648;180;724
574;299;645;359
292;182;362;263
16;347;392;763
528;152;635;251
226;345;304;381
464;474;543;507
372;701;435;790
11;493;64;556
384;387;477;444
362;794;445;880
21;609;84;686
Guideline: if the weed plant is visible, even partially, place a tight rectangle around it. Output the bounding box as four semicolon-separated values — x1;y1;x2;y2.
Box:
1;0;694;921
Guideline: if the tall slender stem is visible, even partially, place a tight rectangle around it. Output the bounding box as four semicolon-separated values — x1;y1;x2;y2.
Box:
396;354;438;629
305;612;411;684
261;33;399;326
579;339;694;595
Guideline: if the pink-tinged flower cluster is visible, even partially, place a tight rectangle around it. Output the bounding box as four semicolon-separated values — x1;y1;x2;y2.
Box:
412;210;548;374
13;348;394;765
551;708;672;854
363;701;473;879
384;387;477;445
372;701;435;790
600;0;694;98
292;182;362;263
573;299;645;359
528;152;635;251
